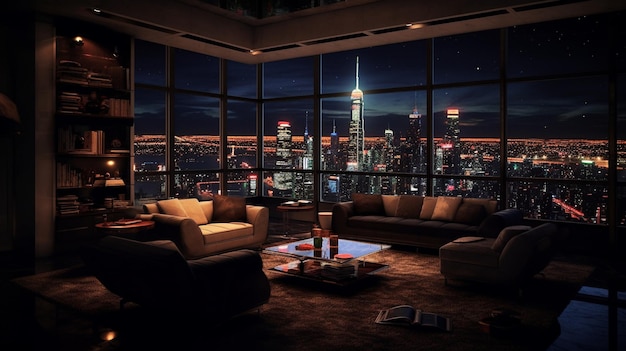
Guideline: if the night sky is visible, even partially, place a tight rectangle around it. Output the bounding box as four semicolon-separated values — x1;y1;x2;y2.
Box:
134;12;622;141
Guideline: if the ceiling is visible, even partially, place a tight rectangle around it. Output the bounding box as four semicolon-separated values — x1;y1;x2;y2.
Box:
23;0;626;64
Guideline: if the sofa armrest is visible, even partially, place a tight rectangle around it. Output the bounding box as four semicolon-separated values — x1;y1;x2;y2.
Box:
499;223;557;282
478;208;524;238
149;213;205;259
246;205;269;243
332;201;354;234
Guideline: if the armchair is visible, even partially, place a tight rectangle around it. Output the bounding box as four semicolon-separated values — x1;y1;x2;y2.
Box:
439;223;560;291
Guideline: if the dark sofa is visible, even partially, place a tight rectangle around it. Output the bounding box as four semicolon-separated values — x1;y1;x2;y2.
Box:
81;236;271;322
332;194;524;249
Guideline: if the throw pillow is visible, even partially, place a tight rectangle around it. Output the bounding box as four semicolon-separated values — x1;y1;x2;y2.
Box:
454;202;487;225
431;196;463;222
419;196;437;220
179;198;209;225
382;195;399;216
351;193;385;216
396;195;424;219
157;199;188;217
491;225;532;252
212;194;247;222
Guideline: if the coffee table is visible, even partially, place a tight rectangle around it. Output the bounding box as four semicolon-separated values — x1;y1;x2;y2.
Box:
263;237;391;286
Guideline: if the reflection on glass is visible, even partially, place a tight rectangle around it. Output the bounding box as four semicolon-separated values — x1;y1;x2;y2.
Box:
226;171;258;197
134;174;166;207
174;172;220;200
508;181;609;224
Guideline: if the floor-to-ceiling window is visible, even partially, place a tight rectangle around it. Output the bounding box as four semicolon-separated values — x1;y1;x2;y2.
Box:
133;11;624;227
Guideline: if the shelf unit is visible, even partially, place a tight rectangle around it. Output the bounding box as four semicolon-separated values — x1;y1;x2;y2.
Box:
54;23;133;252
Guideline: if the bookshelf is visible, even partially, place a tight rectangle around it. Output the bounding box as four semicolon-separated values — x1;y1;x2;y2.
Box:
54;23;133;252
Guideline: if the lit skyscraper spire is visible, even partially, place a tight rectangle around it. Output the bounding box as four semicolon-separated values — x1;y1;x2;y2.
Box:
347;56;364;171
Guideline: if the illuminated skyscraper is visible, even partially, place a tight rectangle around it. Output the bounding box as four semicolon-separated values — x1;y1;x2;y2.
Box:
441;108;461;174
276;121;292;169
347;56;364;171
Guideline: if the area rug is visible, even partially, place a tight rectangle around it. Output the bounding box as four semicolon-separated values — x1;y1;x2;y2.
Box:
11;247;596;351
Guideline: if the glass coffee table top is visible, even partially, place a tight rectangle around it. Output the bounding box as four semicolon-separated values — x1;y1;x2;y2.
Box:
263;238;391;286
264;237;390;263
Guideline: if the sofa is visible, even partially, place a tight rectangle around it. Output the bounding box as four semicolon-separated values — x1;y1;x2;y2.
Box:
139;195;269;259
332;194;524;249
81;236;271;322
439;223;561;290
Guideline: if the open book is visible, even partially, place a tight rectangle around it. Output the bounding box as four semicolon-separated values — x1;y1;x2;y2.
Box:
375;305;451;331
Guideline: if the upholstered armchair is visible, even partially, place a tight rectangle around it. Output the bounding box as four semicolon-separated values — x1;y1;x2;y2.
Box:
81;236;271;321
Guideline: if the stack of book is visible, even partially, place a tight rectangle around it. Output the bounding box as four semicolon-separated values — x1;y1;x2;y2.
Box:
320;261;356;281
57;194;80;216
57;60;88;85
87;72;113;87
57;91;83;114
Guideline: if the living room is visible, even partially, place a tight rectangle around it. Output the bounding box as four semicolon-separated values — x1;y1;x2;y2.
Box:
1;1;625;350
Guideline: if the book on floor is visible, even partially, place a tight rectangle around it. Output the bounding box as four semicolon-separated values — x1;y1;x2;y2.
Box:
375;305;451;331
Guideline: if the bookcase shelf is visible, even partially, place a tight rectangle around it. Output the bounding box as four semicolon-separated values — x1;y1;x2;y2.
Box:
54;22;133;236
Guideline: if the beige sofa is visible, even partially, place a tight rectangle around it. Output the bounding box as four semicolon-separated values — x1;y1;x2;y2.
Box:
139;196;269;259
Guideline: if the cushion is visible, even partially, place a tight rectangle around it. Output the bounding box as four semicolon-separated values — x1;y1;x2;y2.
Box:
419;196;437;220
143;202;159;214
431;196;463;222
395;195;424;219
351;193;385;216
179;198;209;225
157;199;188;217
454;202;488;225
491;225;532;252
212;194;247;223
382;195;400;216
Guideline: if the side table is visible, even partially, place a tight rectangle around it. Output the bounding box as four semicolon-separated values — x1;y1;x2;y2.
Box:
276;205;315;239
95;220;155;240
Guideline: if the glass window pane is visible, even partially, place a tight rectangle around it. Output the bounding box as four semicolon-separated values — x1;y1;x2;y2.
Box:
262;171;313;200
134;40;166;86
321;41;427;94
134;88;166;171
173;93;220;171
263;56;313;98
508;181;608;224
433;85;501;176
174;172;220;200
321;91;428;174
618;73;626;181
134;174;166;206
226;171;258;197
227;100;257;168
433;178;500;199
507;77;609;180
174;49;219;93
433;29;500;84
227;60;257;98
508;15;609;78
263;99;314;169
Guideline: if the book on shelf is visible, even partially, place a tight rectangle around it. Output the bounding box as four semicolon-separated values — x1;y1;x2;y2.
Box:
375;305;451;331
